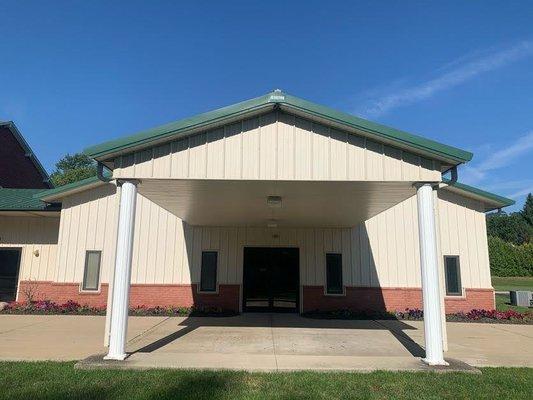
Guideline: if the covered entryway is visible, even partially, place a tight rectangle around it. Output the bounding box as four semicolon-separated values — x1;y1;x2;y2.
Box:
95;91;456;365
243;247;299;312
0;248;21;302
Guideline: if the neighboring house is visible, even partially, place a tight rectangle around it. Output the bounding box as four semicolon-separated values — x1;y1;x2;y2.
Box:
0;121;52;189
0;91;514;364
0;121;57;301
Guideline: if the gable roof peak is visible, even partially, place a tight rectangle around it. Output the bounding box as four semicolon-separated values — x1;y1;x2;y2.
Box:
84;91;473;166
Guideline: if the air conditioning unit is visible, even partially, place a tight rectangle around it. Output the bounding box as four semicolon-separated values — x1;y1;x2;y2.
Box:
510;291;533;307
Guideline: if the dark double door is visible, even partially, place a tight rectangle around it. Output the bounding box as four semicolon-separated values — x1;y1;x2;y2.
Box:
243;247;299;312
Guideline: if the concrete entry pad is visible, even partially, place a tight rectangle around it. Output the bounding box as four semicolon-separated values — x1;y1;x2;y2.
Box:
79;314;478;372
1;314;531;370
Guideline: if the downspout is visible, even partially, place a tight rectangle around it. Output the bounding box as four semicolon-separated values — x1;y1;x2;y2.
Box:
448;165;458;184
97;161;112;182
441;165;458;184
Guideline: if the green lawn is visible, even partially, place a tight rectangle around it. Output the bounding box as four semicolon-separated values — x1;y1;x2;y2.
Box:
492;276;533;291
0;362;532;399
495;293;531;313
496;294;533;313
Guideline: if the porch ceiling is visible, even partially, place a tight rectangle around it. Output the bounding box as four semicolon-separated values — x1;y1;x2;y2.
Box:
138;179;416;227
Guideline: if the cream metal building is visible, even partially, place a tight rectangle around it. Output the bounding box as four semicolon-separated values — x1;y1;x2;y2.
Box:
0;90;514;365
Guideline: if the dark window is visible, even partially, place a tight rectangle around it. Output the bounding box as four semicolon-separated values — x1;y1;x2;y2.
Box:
200;251;217;292
82;251;101;291
444;256;461;296
326;253;343;294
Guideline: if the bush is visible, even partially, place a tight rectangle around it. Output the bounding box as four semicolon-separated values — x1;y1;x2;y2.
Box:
304;308;532;324
488;236;533;277
0;300;237;317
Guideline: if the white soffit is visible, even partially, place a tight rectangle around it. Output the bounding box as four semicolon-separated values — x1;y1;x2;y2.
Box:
138;179;416;227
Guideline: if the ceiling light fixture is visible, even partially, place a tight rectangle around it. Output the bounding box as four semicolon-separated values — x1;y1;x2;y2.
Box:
267;195;282;208
267;219;278;228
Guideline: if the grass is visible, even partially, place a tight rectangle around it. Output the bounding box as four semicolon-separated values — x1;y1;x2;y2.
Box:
495;293;531;313
492;276;533;291
0;362;532;399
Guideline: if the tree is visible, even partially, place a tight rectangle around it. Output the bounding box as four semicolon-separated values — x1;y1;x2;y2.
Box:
522;193;533;227
49;153;97;187
486;211;531;245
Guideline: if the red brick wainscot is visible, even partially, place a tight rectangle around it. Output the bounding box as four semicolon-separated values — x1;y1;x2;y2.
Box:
17;281;241;312
302;286;495;314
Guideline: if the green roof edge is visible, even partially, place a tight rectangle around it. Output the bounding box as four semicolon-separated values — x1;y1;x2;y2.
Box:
34;174;102;200
84;90;473;164
84;92;274;159
278;93;473;163
442;178;515;208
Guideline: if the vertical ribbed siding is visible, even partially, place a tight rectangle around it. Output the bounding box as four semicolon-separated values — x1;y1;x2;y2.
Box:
56;184;119;285
436;191;491;289
114;111;441;182
49;184;492;291
0;216;59;283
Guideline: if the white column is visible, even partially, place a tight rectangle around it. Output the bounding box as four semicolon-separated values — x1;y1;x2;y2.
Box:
104;180;138;361
416;183;447;366
104;184;122;347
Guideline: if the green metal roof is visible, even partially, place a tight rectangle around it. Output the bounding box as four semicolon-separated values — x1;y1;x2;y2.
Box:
0;188;60;211
34;174;102;201
84;90;473;165
0;121;53;188
442;178;515;210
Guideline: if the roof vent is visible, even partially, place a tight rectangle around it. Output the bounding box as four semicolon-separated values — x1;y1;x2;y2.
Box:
269;89;285;102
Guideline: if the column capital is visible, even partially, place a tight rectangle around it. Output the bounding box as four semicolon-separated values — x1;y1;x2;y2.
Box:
412;182;439;190
116;179;141;187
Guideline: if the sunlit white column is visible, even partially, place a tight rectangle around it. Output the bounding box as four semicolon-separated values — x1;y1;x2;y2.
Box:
416;183;447;366
104;180;138;360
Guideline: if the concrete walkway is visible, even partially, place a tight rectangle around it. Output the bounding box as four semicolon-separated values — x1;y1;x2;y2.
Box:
0;314;531;370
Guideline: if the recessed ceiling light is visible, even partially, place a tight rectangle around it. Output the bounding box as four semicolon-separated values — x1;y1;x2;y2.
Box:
267;196;282;208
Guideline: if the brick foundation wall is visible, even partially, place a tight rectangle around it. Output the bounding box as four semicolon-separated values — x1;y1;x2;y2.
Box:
17;281;241;312
444;289;495;313
18;281;110;307
18;281;494;314
302;286;495;314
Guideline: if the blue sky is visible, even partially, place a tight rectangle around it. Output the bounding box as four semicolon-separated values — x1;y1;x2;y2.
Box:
1;1;532;210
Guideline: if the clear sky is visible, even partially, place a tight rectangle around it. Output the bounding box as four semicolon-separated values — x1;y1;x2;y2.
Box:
1;1;532;210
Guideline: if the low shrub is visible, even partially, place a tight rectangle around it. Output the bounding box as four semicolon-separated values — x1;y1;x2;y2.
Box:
302;309;398;320
130;305;237;317
303;307;532;324
399;307;532;324
2;300;106;315
0;300;237;317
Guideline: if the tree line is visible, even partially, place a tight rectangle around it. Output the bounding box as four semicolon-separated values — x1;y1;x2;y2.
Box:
486;194;533;277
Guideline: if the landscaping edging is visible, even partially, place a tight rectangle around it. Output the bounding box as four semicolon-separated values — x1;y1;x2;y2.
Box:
1;301;531;324
302;308;533;325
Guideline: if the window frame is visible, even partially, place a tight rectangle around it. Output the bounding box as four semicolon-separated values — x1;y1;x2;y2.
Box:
199;250;218;294
443;255;462;297
325;253;344;296
81;250;102;292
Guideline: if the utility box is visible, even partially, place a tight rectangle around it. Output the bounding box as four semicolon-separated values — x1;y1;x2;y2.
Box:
510;291;533;307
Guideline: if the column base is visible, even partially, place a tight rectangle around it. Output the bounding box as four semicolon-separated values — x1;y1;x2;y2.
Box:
422;357;449;366
103;353;128;361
